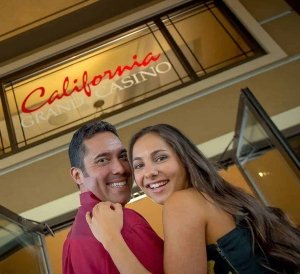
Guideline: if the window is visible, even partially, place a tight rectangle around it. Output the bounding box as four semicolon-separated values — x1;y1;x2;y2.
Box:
0;0;264;158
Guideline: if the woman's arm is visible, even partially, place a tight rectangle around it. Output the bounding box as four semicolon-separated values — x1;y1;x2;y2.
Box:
86;202;151;274
162;190;207;274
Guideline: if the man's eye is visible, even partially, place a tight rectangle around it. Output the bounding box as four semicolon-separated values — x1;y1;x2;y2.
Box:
96;158;109;164
120;153;128;161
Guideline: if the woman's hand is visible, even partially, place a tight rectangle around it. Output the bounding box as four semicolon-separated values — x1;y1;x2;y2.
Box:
86;202;151;274
86;201;123;248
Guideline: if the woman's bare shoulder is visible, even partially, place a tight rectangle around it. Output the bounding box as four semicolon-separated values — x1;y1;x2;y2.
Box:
163;188;209;221
165;188;207;206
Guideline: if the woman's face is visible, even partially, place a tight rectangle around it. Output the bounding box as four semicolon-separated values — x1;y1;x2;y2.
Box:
132;133;188;205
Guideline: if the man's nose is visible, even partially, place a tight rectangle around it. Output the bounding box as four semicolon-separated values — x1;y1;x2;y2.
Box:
111;158;127;174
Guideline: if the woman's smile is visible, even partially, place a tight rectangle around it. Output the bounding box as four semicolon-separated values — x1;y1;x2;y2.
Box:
132;133;188;204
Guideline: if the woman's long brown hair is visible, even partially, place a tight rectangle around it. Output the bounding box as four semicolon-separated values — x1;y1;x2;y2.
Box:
129;124;300;273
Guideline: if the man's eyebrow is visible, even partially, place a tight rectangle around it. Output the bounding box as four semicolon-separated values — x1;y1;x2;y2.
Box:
93;152;110;161
93;148;127;160
120;148;127;154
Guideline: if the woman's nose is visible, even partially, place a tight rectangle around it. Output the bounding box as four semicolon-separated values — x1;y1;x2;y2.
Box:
144;165;158;179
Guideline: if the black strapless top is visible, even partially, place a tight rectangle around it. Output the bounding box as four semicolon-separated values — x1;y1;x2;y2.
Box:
206;218;277;274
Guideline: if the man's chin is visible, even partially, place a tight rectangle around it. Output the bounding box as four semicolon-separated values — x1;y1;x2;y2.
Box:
111;194;131;206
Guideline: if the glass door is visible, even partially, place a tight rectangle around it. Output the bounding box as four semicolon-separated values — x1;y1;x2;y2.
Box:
0;205;52;274
233;88;300;224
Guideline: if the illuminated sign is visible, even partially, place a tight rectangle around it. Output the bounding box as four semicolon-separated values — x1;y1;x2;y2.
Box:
13;49;177;130
21;52;161;113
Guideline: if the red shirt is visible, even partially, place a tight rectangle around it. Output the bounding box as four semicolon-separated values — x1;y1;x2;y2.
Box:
62;192;164;274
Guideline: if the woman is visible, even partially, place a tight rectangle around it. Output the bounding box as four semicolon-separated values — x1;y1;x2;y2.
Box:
86;124;300;274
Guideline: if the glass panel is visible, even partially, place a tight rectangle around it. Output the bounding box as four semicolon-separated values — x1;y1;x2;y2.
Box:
287;134;300;161
275;123;300;163
164;1;262;76
3;23;188;147
0;212;50;274
0;96;11;155
235;105;300;224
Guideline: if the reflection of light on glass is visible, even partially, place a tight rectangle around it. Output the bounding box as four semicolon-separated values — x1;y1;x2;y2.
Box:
258;171;270;177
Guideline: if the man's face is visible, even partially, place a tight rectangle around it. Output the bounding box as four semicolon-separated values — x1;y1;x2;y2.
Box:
72;132;132;205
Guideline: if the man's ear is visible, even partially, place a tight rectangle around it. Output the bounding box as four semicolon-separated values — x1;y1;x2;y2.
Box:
70;167;84;187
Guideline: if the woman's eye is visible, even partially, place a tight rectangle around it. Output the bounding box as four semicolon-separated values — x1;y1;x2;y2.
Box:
156;155;168;162
133;163;143;170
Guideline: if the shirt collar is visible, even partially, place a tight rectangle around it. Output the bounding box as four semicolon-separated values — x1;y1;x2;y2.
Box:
80;191;101;206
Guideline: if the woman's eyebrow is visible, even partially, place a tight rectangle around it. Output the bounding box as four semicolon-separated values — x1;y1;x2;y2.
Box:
132;156;142;162
151;149;167;155
132;149;168;161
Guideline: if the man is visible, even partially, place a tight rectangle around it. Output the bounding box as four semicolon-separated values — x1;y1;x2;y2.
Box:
62;120;164;274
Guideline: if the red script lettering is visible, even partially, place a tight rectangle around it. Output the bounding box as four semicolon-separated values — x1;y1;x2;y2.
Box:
21;52;161;113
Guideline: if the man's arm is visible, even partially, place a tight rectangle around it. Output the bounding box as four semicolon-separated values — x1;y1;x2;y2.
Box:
63;238;117;274
62;240;73;274
123;219;164;274
86;202;164;274
103;232;152;274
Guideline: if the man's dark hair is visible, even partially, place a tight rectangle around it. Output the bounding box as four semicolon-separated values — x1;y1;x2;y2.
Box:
68;120;119;173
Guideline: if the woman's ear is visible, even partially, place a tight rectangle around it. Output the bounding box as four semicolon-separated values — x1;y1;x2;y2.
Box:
70;167;84;187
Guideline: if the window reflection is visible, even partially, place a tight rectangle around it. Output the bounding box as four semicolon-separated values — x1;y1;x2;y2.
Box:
235;104;300;224
0;214;50;274
164;1;260;76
